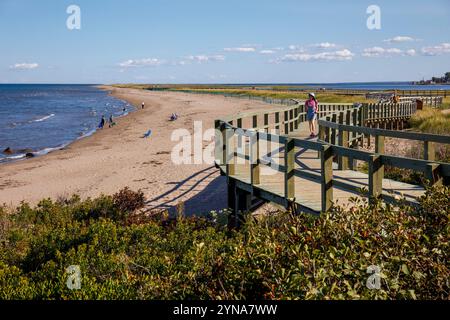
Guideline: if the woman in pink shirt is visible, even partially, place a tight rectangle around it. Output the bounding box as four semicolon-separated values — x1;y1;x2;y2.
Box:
305;93;318;137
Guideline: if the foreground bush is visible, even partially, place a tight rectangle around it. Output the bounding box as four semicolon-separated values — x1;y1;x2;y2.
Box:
0;186;448;300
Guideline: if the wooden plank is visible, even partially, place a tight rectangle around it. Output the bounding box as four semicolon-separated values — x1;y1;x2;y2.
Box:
336;124;450;144
293;138;324;151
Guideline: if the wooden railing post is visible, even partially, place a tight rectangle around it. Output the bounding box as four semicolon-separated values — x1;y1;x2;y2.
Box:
358;107;364;147
225;128;235;176
368;155;383;202
325;116;331;143
375;135;385;180
284;110;289;134
275;112;280;133
284;138;295;200
321;145;333;212
319;124;325;141
331;114;337;145
424;141;435;161
252;115;258;129
289;109;294;132
338;112;349;170
214;120;223;165
264;113;269;132
425;163;442;186
250;131;260;185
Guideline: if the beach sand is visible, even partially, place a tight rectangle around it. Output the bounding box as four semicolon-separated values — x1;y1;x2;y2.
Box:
0;87;271;215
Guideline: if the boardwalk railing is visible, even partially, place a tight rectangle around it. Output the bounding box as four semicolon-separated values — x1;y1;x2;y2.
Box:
398;96;443;107
215;101;450;216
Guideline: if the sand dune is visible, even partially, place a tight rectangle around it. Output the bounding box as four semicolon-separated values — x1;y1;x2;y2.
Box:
0;87;270;215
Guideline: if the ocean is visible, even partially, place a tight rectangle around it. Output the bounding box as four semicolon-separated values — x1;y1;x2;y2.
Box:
0;84;132;164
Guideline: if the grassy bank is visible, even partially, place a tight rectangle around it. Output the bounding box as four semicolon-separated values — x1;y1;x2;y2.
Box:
165;88;376;104
1;186;448;300
112;85;376;104
409;107;450;135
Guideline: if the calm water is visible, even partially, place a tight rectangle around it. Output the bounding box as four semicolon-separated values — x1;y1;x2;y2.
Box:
0;85;133;163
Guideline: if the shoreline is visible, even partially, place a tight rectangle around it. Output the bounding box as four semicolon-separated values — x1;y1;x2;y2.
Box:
0;87;270;215
0;85;134;165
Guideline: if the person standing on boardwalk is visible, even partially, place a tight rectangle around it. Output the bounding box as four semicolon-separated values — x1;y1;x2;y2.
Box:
305;93;318;137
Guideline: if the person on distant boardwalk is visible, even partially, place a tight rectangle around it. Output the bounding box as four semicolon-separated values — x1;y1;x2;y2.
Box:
141;102;145;109
305;93;318;137
99;115;106;129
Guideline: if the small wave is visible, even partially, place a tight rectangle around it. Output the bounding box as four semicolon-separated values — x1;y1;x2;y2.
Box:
0;153;27;163
77;128;97;140
33;145;68;156
34;114;55;122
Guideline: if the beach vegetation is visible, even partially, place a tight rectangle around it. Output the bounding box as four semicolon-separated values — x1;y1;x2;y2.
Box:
0;186;448;300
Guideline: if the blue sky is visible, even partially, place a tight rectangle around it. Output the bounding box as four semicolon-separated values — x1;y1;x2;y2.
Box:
0;0;449;84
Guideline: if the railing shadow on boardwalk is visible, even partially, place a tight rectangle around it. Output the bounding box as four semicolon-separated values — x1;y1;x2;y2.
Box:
143;166;228;217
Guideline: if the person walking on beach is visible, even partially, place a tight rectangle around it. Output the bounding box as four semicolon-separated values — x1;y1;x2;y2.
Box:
141;102;145;109
108;115;115;128
305;93;318;137
99;115;106;129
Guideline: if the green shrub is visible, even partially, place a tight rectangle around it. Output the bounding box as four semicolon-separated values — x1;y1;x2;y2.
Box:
0;186;448;300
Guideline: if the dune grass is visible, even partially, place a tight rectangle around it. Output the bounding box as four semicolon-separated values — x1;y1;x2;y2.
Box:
409;107;450;135
166;88;377;104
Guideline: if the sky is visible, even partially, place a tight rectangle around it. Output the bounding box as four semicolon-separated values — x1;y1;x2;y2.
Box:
0;0;449;84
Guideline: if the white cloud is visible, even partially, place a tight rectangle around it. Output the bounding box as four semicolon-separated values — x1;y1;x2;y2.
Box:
119;58;164;68
405;49;417;56
260;50;276;54
224;47;256;52
10;63;39;70
288;45;304;51
311;42;337;49
280;49;354;62
362;47;412;57
186;55;225;63
384;36;416;43
421;43;450;56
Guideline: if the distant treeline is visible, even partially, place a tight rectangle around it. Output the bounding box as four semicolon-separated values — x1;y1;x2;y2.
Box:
414;72;450;85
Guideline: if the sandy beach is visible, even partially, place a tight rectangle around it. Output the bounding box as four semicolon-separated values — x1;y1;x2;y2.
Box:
0;87;272;215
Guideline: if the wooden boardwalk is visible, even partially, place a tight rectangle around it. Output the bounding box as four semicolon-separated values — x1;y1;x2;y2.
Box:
215;101;450;217
221;123;425;213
